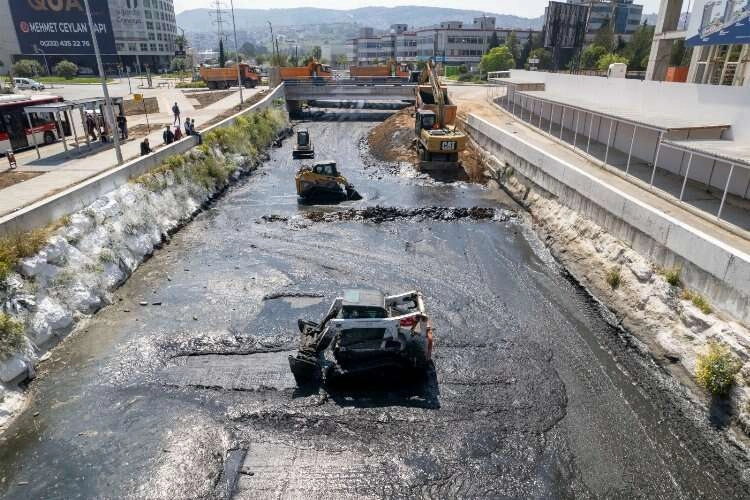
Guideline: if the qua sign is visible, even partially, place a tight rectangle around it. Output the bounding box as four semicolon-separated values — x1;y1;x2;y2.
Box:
10;0;117;56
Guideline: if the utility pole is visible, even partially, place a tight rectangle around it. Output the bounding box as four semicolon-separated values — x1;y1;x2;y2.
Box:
82;0;122;165
229;0;243;104
210;1;228;52
268;21;276;63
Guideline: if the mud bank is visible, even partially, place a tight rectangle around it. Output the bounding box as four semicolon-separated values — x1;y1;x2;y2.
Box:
0;108;288;429
484;158;750;435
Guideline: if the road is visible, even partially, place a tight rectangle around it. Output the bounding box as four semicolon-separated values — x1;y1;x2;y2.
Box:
0;112;748;498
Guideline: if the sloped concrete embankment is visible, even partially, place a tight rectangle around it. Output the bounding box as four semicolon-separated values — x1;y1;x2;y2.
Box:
464;114;750;433
0;107;289;427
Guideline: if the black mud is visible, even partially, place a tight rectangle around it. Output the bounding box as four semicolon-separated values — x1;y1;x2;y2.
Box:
0;112;748;499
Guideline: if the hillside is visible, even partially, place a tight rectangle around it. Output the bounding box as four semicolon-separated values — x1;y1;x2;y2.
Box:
176;6;544;32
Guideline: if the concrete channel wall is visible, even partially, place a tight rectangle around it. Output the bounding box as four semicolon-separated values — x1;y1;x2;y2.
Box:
0;84;286;238
464;114;750;324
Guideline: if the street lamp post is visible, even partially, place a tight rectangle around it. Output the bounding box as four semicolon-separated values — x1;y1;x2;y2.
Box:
33;45;50;78
229;0;243;105
82;0;122;165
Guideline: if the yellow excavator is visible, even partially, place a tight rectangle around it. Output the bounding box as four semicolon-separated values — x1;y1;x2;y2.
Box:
414;59;467;170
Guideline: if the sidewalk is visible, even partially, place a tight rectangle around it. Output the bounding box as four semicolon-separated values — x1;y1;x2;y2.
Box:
451;85;750;256
0;88;261;218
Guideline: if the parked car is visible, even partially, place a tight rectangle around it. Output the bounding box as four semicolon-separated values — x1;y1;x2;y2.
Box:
13;78;45;91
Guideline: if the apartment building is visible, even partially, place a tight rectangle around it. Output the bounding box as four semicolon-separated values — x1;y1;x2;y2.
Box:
348;18;540;69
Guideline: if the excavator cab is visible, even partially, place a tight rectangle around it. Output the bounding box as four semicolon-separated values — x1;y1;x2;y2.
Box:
415;110;437;133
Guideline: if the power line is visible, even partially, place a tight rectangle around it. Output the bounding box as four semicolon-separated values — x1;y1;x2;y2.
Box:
209;0;228;44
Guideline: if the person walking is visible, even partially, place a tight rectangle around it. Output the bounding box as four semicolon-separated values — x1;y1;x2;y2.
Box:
163;125;174;144
172;102;180;126
140;137;152;156
173;125;183;141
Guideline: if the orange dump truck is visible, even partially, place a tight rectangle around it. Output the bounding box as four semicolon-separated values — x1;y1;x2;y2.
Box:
349;62;410;79
278;61;332;81
199;64;261;89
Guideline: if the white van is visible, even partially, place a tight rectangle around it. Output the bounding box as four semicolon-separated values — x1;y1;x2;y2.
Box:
13;77;45;91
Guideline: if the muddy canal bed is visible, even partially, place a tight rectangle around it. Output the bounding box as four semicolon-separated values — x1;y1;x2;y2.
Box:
0;112;748;499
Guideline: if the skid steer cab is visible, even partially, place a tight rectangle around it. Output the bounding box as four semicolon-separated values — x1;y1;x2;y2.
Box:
288;289;434;386
292;129;315;159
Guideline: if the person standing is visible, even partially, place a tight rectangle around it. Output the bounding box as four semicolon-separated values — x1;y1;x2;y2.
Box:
116;113;128;140
172;102;180;126
86;113;98;141
163;125;174;144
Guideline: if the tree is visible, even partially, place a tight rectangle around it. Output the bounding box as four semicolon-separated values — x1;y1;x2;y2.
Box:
518;32;534;69
54;60;78;79
170;57;188;73
335;54;349;67
254;54;266;66
487;31;500;50
621;23;654;71
592;18;615;52
480;46;515;73
11;59;44;77
528;48;553;70
175;35;187;51
311;46;322;61
597;53;628;71
240;42;256;58
218;39;226;68
504;32;520;62
580;44;608;69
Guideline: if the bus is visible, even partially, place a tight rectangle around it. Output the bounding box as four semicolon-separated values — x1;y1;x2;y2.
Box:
0;94;69;154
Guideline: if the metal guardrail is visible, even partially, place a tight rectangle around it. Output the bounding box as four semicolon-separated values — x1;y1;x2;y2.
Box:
492;84;750;231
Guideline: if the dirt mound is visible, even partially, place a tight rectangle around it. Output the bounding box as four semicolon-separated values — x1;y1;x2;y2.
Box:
368;109;417;164
367;109;487;183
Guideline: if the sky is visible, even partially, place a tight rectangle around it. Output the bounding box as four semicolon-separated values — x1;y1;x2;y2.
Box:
172;0;661;19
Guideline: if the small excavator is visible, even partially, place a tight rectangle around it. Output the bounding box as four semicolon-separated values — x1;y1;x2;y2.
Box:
414;59;467;171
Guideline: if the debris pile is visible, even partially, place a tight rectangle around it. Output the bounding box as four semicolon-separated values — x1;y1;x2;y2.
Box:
304;206;506;223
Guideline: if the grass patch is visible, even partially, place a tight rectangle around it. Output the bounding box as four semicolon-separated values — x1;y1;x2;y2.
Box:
0;228;50;282
681;289;713;314
662;267;682;287
176;81;207;89
37;76;112;84
696;342;741;395
0;313;26;360
606;268;621;289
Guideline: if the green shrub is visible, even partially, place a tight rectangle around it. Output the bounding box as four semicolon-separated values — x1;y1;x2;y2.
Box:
12;59;44;77
175;81;207;89
696;342;741;395
0;313;26;360
54;60;78;79
682;289;712;314
606;268;621;289
663;267;682;287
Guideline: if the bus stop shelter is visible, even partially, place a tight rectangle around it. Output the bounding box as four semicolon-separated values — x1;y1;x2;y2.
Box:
23;97;124;160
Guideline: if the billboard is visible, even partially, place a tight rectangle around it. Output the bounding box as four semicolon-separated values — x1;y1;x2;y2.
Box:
9;0;117;56
544;1;589;49
111;0;147;42
686;0;750;46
